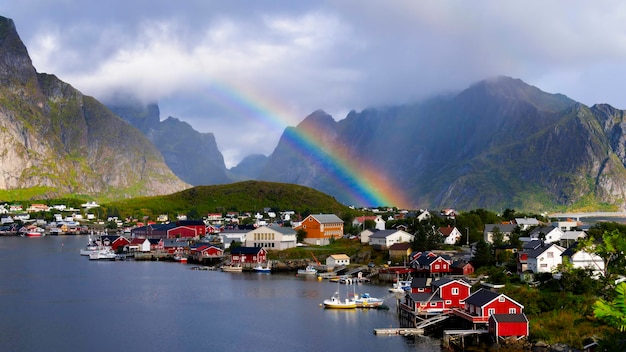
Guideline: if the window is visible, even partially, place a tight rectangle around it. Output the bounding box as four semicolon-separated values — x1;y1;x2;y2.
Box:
488;308;495;316
451;287;459;295
547;252;554;258
509;308;516;314
435;264;440;270
445;300;452;305
498;296;505;302
430;302;437;307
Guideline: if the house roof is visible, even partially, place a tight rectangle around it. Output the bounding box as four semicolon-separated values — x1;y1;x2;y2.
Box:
490;313;528;323
230;246;265;255
528;226;558;237
465;289;523;309
525;243;565;259
439;226;457;236
329;254;350;260
308;214;343;224
515;218;539;226
176;220;206;226
561;230;586;240
389;242;412;251
254;225;296;235
370;229;410;239
411;277;432;289
483;224;518;233
432;277;471;288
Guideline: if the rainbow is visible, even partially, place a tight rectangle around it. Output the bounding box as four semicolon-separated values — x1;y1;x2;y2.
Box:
203;82;411;208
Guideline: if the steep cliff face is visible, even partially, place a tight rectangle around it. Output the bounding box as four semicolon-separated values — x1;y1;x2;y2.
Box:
108;103;232;186
0;16;188;199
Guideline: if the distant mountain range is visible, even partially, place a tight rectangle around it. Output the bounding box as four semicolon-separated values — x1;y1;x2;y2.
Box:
3;14;626;212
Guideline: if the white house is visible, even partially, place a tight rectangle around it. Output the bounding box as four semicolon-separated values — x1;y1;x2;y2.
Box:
245;225;297;250
528;226;564;244
360;228;377;244
559;230;586;248
561;243;605;278
438;226;463;245
553;220;579;231
515;218;540;230
368;229;414;250
326;254;350;267
220;228;249;249
526;243;565;274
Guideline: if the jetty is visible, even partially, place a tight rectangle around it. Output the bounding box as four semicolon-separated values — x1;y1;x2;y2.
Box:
373;328;424;336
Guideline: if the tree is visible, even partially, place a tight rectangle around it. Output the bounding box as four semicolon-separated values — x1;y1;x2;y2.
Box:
579;229;626;278
472;240;494;268
296;228;307;243
491;226;504;247
594;282;626;332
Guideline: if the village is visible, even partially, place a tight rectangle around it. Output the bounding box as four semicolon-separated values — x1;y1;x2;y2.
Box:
0;201;615;350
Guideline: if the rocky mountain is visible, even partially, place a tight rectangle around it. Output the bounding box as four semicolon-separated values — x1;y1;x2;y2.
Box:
228;154;268;181
258;77;626;211
0;16;188;200
107;103;231;186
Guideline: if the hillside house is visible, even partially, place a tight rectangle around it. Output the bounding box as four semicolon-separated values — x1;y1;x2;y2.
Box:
245;225;297;250
526;243;565;274
389;242;413;263
451;260;475;276
294;214;344;246
559;230;586;248
483;224;518;244
438;226;462;245
561;242;605;277
368;229;414;250
359;228;377;244
514;217;539;230
527;226;563;244
410;251;452;278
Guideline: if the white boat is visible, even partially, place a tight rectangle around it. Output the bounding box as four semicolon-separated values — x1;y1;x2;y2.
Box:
174;254;188;263
323;291;357;309
389;277;412;293
253;263;271;273
297;265;317;275
80;242;103;256
89;248;117;260
354;293;385;308
221;264;243;272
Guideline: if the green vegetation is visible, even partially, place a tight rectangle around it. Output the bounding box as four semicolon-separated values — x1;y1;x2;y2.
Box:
101;181;356;220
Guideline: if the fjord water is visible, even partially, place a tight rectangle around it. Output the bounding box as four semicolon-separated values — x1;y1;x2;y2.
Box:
0;236;440;352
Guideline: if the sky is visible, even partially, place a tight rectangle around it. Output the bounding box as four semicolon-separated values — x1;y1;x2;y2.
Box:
5;1;626;167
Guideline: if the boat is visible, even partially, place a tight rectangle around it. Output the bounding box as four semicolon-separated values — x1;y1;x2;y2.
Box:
297;265;317;275
89;248;117;260
354;293;385;308
389;275;412;293
221;264;243;272
26;231;44;237
253;262;271;273
323;291;357;309
174;254;188;263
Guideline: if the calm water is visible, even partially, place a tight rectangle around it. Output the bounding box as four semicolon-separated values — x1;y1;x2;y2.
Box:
0;236;441;352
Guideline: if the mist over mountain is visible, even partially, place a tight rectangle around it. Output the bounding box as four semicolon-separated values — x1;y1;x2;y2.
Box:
0;16;188;200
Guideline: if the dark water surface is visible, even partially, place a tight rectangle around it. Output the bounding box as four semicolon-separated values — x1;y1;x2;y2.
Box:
0;236;441;352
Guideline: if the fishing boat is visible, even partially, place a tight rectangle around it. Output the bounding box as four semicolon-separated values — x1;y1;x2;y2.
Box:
354;293;385;308
253;262;271;273
221;264;243;272
389;275;412;293
174;254;188;263
322;291;357;309
89;248;117;260
297;265;317;275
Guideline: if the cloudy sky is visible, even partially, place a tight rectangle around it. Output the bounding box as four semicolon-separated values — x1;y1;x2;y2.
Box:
5;1;626;167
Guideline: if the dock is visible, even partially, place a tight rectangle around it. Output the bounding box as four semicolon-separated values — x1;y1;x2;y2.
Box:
373;328;424;336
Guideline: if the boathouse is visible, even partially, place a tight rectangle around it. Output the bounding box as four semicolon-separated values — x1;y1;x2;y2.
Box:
230;247;267;264
488;314;529;340
452;289;524;325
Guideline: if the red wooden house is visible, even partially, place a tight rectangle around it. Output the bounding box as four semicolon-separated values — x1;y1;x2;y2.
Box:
409;277;433;294
100;235;130;252
410;251;452;278
166;226;199;239
432;277;472;309
176;220;207;237
401;293;445;315
230;247;267;264
451;260;475;276
191;245;224;259
453;289;524;324
489;314;529;340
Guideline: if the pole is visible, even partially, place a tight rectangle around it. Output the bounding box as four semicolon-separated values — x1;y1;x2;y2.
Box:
465;227;469;246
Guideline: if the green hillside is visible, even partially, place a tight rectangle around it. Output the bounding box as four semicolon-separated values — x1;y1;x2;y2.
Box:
102;180;354;220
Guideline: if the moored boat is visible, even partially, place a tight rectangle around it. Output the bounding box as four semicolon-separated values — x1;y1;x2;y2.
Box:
323;291;357;309
389;277;412;293
354;293;385;308
253;263;271;273
89;248;117;260
221;264;243;272
297;265;317;275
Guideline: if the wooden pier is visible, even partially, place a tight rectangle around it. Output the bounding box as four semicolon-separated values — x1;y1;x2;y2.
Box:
442;329;488;349
373;328;424;336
